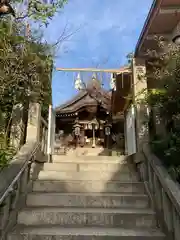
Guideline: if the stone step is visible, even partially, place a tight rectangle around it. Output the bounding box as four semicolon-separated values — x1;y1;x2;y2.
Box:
8;226;166;240
33;180;145;193
63;148;110;157
42;162;132;172
52;155;127;163
38;170;138;181
26;192;149;209
17;207;156;228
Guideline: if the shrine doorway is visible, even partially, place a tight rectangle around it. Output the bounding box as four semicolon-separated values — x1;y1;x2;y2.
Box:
84;128;104;147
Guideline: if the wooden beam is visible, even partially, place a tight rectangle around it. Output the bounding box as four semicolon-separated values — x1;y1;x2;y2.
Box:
56;67;131;74
159;6;180;14
146;33;171;40
135;0;163;57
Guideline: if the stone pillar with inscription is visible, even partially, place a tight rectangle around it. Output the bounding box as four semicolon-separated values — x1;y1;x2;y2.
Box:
26;103;41;142
132;58;149;164
10;104;24;149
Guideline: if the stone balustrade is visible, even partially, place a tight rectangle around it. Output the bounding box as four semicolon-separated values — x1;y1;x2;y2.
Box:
0;112;48;239
137;144;180;240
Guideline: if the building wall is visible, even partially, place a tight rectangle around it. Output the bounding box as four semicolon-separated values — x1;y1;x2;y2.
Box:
113;73;132;114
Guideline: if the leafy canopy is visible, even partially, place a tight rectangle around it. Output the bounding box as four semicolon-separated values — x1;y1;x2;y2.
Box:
143;37;180;182
13;0;68;25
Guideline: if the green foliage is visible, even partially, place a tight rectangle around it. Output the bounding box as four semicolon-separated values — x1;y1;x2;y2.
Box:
13;0;68;25
151;134;180;166
0;0;67;169
0;18;53;167
151;133;180;182
0;20;53;103
126;52;134;65
0;134;16;169
146;40;180;182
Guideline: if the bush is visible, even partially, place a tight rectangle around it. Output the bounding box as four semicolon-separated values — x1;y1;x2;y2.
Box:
151;133;180;182
0;135;16;169
145;39;180;183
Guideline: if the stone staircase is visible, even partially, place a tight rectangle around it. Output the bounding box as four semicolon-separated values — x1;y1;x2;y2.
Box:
8;154;166;240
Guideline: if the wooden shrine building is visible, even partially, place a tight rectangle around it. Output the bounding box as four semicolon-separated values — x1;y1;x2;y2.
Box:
55;79;113;148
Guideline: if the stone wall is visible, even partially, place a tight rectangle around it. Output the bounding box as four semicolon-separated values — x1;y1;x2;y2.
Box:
136;144;180;240
0;102;48;239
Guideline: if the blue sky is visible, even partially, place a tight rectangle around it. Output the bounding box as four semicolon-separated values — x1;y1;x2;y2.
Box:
44;0;153;107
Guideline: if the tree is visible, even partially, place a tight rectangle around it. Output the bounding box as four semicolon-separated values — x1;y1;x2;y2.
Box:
14;0;68;25
0;0;79;167
0;18;53;166
143;37;180;182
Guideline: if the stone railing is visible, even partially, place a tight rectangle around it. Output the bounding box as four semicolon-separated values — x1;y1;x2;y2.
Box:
0;105;48;239
138;144;180;240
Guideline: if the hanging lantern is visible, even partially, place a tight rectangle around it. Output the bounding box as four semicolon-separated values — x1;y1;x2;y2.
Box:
74;72;82;90
104;123;112;136
110;73;116;91
74;125;80;136
73;122;81;136
88;123;92;130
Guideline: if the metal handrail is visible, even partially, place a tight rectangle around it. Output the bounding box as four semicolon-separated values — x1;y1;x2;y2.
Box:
0;142;40;205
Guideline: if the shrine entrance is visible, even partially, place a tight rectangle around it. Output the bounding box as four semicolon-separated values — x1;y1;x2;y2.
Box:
78;118;105;148
51;67;131;155
55;99;108;149
85;129;104;146
54;72;113;150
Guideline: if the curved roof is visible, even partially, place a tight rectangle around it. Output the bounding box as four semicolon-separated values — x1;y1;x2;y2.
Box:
55;84;111;114
55;91;87;113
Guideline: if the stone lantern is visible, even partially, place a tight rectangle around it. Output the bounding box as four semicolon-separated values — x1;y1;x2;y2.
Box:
73;118;81;147
104;121;112;148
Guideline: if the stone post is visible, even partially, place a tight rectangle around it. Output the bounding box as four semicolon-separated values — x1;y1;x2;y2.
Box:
132;58;149;164
26;103;41;142
10;104;24;149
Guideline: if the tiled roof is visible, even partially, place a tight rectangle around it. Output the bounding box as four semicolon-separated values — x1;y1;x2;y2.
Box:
55;85;111;114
